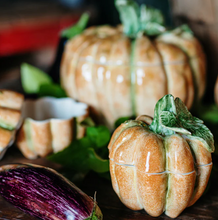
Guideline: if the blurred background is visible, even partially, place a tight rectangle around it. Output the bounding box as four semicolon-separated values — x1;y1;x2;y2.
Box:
0;0;217;100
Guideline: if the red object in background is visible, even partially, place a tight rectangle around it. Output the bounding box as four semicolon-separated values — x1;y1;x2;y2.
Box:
0;15;79;57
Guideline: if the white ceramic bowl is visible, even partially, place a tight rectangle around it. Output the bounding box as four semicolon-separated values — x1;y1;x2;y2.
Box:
16;97;89;159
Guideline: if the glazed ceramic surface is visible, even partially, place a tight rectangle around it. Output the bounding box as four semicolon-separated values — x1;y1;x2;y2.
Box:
108;95;214;218
61;26;206;128
0;90;24;160
16;97;89;159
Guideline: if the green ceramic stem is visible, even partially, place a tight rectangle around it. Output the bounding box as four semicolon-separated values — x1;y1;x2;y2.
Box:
149;94;215;153
115;0;140;38
149;94;178;136
130;39;136;116
115;0;165;37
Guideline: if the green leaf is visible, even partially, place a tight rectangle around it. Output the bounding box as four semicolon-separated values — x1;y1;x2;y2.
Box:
47;137;109;173
150;94;176;135
140;4;164;25
115;0;140;38
80;117;95;127
140;22;166;36
139;5;165;35
21;63;52;94
61;13;89;39
115;1;165;37
87;148;109;173
86;126;111;148
160;111;191;135
47;125;111;174
149;95;215;153
175;98;215;153
38;84;67;98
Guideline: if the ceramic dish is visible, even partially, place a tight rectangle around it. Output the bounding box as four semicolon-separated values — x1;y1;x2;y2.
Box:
16;97;89;159
0;90;24;160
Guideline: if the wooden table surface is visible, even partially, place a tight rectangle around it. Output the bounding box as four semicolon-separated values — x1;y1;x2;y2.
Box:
0;79;218;220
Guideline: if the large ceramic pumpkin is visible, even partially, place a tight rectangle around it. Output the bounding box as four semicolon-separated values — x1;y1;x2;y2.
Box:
108;95;214;218
60;1;206;128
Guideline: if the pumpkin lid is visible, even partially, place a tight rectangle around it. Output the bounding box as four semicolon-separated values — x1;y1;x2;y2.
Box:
148;94;215;153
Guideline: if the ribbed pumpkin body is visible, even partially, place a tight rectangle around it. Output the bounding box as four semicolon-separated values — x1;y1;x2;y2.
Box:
61;26;206;128
108;117;212;218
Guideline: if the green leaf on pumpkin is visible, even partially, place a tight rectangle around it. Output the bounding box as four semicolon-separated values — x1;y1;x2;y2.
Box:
139;4;165;36
149;94;215;153
115;0;165;37
160;111;191;135
175;98;215;153
115;0;140;38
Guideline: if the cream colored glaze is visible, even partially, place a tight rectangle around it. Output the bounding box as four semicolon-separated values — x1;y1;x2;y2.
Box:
0;90;24;110
61;25;204;129
16;126;37;159
0;90;23;160
133;36;167;118
0;107;21;129
164;135;195;218
157;33;206;100
155;42;194;109
76;113;89;139
184;136;212;206
16;98;89;159
109;120;212;218
0;128;13;151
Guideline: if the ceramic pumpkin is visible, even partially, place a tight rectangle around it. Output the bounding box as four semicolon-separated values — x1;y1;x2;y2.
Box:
108;94;214;218
60;1;206;128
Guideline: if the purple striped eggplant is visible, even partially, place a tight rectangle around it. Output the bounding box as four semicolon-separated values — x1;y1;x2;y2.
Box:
0;163;103;220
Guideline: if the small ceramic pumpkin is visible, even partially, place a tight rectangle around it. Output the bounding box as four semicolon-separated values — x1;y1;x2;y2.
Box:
108;94;214;218
60;1;206;128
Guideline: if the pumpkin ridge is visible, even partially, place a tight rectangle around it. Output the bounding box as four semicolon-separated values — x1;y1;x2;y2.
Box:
75;35;101;104
113;128;147;210
164;134;195;218
108;120;148;154
183;135;212;207
91;36;115;126
107;34;132;124
62;34;93;98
